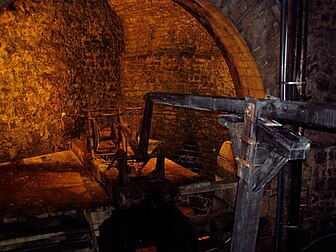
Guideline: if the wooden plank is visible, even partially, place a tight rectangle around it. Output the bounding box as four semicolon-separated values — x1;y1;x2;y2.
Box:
179;181;237;195
219;98;310;252
230;97;264;252
138;97;154;160
146;92;336;129
230;178;264;252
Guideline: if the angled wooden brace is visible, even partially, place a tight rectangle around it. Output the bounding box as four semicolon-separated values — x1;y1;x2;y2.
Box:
218;97;310;252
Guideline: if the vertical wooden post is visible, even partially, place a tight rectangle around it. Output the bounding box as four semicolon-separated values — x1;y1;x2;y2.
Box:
138;95;153;161
231;178;264;252
230;97;264;252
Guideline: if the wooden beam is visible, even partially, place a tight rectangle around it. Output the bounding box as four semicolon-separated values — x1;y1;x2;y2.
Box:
179;181;237;195
228;97;262;252
231;178;264;252
138;96;154;161
219;98;310;252
145;92;336;130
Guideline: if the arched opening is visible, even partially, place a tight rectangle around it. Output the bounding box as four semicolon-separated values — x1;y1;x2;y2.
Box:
106;0;265;177
175;0;265;98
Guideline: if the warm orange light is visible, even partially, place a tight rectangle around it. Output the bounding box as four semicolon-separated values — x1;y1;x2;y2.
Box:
197;235;210;241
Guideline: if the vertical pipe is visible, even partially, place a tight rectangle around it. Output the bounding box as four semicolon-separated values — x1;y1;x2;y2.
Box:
287;1;308;251
298;0;308;98
289;0;302;100
287;1;301;250
276;0;289;251
279;0;288;102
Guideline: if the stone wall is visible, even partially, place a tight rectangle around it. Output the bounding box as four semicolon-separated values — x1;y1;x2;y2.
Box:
213;0;336;247
300;0;336;245
218;0;336;248
109;0;236;177
0;0;123;161
0;0;236;176
2;0;335;248
211;0;281;96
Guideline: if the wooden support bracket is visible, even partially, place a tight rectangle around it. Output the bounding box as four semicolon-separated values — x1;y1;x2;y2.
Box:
218;97;310;252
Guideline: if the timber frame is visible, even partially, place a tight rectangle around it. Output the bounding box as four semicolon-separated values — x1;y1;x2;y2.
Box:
137;92;336;252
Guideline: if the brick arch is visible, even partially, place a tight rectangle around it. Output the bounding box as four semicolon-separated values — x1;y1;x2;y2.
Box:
1;0;264;98
174;0;265;98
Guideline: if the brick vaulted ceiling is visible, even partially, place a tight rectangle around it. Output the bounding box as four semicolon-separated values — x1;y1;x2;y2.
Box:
0;0;264;98
107;0;265;99
104;0;265;176
0;0;264;172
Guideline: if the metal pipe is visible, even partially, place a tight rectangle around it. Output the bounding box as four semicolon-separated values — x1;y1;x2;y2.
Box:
279;0;289;102
287;0;302;250
287;1;308;251
298;0;309;98
289;0;302;100
276;0;289;251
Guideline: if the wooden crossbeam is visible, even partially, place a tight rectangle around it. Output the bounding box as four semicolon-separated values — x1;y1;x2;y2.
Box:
219;97;310;252
144;92;336;129
135;92;322;252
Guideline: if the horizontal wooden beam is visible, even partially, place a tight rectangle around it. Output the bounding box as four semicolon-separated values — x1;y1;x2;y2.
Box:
145;92;336;130
179;181;237;195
